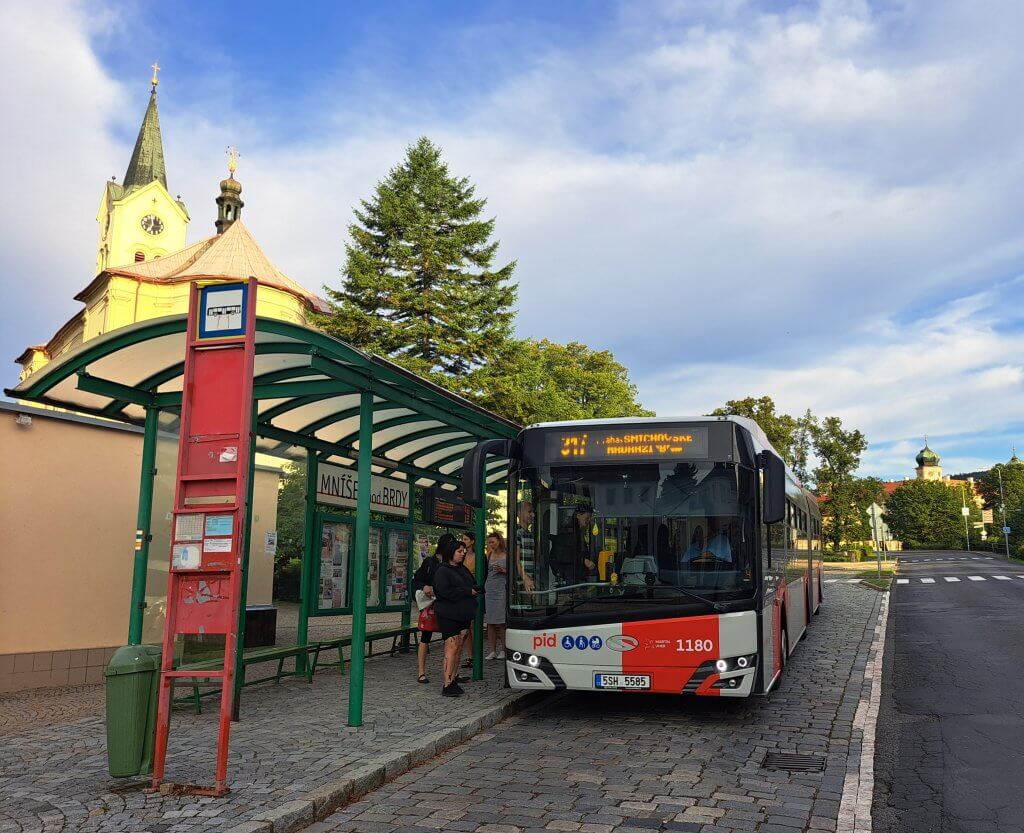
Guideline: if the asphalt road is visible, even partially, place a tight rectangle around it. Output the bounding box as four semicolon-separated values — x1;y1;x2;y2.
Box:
874;549;1024;833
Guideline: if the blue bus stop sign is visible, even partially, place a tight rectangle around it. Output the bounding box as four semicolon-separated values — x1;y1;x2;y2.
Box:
1004;526;1012;535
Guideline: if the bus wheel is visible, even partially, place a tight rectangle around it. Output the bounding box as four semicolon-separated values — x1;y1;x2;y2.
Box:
780;626;789;673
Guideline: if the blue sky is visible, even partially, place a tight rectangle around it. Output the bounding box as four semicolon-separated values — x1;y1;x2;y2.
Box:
1;0;1022;479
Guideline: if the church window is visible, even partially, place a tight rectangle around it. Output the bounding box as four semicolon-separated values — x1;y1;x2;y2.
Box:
135;251;145;262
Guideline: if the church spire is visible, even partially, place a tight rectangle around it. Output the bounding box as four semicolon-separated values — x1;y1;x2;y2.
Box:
123;65;167;193
215;146;244;234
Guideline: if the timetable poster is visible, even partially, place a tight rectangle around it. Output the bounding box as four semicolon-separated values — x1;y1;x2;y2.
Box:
319;522;351;609
386;530;410;605
366;527;382;606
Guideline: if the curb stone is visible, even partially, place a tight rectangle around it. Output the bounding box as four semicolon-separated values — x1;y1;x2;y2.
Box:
222;690;548;833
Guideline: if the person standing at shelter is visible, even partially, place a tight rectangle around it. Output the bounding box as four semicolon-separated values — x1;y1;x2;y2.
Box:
484;531;508;659
412;533;455;684
433;538;480;697
460;530;477;668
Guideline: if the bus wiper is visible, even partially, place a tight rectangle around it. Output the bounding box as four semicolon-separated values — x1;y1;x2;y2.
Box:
621;586;725;613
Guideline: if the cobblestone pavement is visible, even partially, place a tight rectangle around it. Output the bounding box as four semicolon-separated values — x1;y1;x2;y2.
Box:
309;582;883;833
0;645;521;833
0;605;402;737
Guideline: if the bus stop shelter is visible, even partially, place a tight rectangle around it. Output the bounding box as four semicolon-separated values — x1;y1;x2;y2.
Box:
6;314;517;725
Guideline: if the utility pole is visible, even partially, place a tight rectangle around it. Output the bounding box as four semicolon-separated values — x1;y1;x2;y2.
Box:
960;485;971;552
997;466;1011;558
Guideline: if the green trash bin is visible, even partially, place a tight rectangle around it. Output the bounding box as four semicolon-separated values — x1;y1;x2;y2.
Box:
105;645;161;777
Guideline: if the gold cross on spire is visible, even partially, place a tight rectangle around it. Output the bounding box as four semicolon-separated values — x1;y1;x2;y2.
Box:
226;146;239;175
151;62;160;88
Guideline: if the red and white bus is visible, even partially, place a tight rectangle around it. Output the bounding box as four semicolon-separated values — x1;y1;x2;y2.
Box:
462;416;822;696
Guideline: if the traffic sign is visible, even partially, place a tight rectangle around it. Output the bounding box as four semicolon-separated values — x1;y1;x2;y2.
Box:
1004;526;1012;535
961;507;970;516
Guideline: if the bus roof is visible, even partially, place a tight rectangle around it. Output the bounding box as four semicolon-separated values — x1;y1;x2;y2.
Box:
526;415;778;457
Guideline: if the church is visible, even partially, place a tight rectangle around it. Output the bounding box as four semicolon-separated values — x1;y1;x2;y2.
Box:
2;70;322;694
17;65;326;383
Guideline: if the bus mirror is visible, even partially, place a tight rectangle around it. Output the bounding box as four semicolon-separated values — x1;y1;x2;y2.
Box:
461;439;518;507
759;451;786;524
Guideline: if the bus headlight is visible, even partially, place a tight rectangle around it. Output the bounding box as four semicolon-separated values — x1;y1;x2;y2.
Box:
527;654;540;668
714;655;757;673
737;656;749;669
512;651;523;663
715;659;729;673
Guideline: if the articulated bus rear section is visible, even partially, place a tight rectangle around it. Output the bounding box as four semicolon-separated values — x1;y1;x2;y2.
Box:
461;415;822;698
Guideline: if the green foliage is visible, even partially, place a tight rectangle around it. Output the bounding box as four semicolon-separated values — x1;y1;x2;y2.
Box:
479;338;652;425
314;137;517;397
811;417;871;553
883;479;980;549
711;396;801;466
976;460;1024;553
273;462;307;601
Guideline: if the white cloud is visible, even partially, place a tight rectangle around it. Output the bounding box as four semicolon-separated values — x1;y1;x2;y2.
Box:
1;0;1022;475
636;279;1024;477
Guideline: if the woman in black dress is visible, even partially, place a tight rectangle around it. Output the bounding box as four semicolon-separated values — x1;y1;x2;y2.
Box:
411;533;456;684
432;538;480;697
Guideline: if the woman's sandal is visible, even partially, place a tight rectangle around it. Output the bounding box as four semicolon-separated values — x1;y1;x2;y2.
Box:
417;674;429;684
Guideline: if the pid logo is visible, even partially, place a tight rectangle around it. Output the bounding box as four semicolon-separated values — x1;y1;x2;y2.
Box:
561;634;603;651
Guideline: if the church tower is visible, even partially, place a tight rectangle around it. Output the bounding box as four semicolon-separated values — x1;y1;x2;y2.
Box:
915;439;942;481
94;64;189;274
215;147;244;234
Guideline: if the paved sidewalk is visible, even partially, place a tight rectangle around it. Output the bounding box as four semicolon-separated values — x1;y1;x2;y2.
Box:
0;650;524;833
310;583;884;833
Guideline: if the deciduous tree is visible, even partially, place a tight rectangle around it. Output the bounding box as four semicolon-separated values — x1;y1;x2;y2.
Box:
884;479;978;550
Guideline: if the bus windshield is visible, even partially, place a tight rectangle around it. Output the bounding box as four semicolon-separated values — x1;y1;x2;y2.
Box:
510;461;757;620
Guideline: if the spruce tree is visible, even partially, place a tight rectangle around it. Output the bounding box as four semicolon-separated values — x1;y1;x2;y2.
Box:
316;137;517;393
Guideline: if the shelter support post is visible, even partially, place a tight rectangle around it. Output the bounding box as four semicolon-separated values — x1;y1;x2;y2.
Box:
297;448;318;673
472;481;487;681
128;407;159;645
347;390;374;727
232;403;258;721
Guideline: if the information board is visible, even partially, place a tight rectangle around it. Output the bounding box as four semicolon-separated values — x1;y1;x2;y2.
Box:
544;426;709;463
316;462;410;517
422;486;473;527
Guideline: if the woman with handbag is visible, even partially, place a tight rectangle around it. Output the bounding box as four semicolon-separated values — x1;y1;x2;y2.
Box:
412;533;456;684
433;538;481;697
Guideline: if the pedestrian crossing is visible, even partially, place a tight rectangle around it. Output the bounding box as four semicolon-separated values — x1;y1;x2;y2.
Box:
899;556;995;563
828;574;1024;586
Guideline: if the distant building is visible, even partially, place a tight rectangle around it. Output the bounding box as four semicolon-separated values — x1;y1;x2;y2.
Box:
915;440;942;480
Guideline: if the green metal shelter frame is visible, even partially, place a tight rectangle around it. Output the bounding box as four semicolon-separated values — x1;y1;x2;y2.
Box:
6;314;517;726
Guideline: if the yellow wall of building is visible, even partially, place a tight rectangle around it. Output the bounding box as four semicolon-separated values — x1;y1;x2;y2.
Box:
96;180;189;274
0;407;278;657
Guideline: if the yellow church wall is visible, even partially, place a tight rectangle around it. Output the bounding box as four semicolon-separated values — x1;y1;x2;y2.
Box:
97;180;188;273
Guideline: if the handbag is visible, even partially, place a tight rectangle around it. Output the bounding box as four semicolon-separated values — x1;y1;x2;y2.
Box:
417;604;439;632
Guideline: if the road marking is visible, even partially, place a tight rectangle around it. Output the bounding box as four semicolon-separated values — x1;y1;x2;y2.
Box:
968;576;985;581
846;579;862;583
838;582;888;833
896;579;909;585
920;578;935;583
944;577;960;582
993;575;1011;580
824;579;839;583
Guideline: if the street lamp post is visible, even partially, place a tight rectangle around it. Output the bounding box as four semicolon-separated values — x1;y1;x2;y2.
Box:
997;466;1011;559
960;485;971;553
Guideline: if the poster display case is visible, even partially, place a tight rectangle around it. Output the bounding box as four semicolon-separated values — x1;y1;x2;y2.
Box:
314;513;412;615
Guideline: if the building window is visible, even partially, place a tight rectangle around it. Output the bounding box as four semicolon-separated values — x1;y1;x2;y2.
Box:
135;251;145;262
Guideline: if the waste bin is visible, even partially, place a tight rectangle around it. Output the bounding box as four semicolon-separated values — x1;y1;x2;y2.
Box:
104;645;161;777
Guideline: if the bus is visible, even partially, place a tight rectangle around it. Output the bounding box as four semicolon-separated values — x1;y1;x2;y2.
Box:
462;416;822;697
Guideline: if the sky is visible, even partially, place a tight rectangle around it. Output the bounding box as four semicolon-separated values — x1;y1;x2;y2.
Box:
0;0;1021;479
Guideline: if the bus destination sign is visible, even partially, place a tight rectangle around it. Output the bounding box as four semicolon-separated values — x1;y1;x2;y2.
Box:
545;426;710;463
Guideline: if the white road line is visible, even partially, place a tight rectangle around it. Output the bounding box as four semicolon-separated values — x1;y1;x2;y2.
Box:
896;579;909;585
968;576;985;581
846;579;862;583
993;575;1011;580
824;579;839;583
920;578;935;584
944;577;960;582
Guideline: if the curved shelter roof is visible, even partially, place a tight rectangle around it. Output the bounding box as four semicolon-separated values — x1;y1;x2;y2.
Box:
6;315;518;489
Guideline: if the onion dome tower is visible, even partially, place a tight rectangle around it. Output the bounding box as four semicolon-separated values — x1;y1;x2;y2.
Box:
915;438;942;481
215;146;244;234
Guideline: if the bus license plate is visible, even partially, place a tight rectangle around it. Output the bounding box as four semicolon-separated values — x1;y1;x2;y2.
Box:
594;673;650;690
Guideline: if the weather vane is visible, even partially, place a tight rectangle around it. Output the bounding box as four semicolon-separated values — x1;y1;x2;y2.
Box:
226;146;240;176
151;62;160;89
